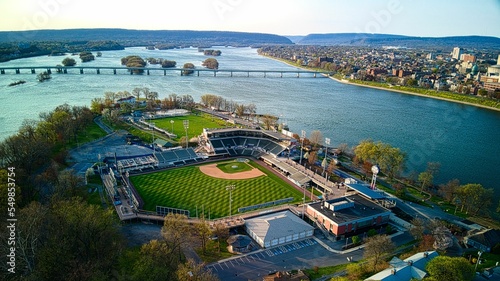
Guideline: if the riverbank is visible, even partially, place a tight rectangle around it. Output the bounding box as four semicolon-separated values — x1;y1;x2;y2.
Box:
330;76;500;112
261;54;500;112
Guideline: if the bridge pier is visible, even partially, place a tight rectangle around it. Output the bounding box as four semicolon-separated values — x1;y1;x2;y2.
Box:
247;72;249;77
314;73;316;78
147;70;150;75
197;71;200;76
163;70;166;76
180;70;183;76
280;72;283;78
80;68;84;74
31;69;35;74
97;69;100;74
15;69;20;74
0;69;4;74
230;71;233;77
297;72;300;78
114;69;117;75
264;72;266;78
213;71;216;77
63;68;67;74
46;69;51;74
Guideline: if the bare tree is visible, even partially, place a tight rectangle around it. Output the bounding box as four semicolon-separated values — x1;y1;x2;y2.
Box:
309;130;323;148
363;234;395;271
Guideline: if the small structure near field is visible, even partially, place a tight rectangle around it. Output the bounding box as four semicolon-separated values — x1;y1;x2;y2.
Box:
227;234;252;254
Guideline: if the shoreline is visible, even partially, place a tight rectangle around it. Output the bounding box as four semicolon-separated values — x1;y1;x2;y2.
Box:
262;54;500;113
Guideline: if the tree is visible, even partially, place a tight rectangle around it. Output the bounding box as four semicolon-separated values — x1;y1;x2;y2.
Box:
196;217;212;254
176;259;219;281
79;51;95;62
212;223;229;253
439;179;460;203
122;55;146;73
261;114;277;130
418;171;433;194
425;256;474;281
354;140;406;178
34;198;124;281
161;213;192;261
132;239;178;281
161;59;176;68
363;234;395;271
409;217;425;241
62;57;76;66
458;183;494;215
202;58;219;69
309;130;323;148
183;63;195;75
235;104;246;118
37;71;51;82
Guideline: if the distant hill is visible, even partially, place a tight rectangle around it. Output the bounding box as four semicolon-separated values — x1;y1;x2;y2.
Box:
0;28;293;46
285;35;306;43
297;33;500;49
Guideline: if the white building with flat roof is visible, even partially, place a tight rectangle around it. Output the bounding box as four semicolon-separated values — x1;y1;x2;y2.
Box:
245;210;314;248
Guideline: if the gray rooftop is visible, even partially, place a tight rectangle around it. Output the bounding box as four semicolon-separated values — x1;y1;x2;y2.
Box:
309;194;391;225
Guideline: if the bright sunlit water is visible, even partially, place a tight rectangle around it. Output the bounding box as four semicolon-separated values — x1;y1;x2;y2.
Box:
1;47;499;198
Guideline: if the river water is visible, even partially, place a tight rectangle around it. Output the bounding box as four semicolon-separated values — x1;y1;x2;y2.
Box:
0;47;499;198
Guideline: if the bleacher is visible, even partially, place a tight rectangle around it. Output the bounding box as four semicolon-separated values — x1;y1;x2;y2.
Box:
156;148;202;165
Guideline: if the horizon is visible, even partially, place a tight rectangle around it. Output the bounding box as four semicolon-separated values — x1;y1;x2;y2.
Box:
1;0;499;38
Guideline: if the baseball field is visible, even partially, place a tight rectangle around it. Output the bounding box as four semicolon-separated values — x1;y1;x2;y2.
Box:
129;159;303;218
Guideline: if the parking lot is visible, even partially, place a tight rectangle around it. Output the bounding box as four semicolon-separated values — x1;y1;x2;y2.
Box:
208;238;362;281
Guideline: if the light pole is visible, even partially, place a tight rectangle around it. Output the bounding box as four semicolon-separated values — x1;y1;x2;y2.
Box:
302;183;308;219
183;120;189;148
170;119;174;135
226;185;235;219
475;251;483;272
150;121;155;158
299;130;306;165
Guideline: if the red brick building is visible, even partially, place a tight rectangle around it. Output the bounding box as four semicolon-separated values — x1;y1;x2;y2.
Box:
306;194;391;238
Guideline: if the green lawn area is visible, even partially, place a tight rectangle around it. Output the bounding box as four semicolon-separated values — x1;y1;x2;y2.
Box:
216;161;253;174
153;113;230;142
130;160;303;218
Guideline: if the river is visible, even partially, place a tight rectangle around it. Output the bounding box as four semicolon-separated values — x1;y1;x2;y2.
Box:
0;47;499;199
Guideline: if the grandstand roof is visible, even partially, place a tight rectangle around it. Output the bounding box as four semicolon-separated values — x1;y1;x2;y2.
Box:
346;183;385;200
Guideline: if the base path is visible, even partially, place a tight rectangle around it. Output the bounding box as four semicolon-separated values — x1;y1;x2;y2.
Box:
199;163;265;180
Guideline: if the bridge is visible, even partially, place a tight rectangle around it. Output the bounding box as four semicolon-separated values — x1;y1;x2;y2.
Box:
0;66;331;78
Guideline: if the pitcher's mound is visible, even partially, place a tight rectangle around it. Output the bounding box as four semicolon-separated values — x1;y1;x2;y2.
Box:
199;163;265;179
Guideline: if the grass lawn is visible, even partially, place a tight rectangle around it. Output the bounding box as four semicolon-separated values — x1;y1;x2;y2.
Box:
216;161;253;174
153;113;230;142
130;160;303;218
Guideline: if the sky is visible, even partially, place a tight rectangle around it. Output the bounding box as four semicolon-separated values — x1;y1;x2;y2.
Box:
1;0;499;37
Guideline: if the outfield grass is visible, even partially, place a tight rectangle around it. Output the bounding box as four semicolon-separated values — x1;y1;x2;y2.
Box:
130;160;303;218
153;113;230;141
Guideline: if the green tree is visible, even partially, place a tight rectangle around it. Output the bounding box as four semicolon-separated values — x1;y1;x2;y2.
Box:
354;140;406;178
235;104;246;118
261;114;277;130
212;222;229;253
34;198;124;281
79;51;95;62
418;171;433;194
161;213;192;261
62;57;76;66
132;239;178;281
196;217;212;254
363;234;395;271
425;256;474;281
